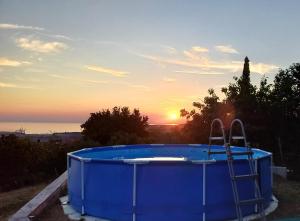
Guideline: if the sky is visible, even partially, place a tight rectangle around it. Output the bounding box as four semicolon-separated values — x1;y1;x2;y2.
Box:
0;0;300;124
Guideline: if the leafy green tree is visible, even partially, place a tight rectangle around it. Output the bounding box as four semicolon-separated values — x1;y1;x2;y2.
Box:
81;107;149;145
272;63;300;122
270;64;300;177
181;58;300;179
180;89;230;143
182;57;269;145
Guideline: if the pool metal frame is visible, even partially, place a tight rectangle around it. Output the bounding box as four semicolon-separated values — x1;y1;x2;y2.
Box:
67;144;272;221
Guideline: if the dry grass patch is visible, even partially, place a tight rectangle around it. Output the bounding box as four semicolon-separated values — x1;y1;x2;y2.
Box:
266;176;300;220
0;183;46;220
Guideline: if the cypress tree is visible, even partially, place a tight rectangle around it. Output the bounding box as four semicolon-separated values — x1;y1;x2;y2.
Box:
241;56;251;96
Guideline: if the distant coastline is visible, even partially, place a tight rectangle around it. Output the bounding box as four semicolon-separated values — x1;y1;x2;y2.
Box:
0;121;82;134
0;121;182;134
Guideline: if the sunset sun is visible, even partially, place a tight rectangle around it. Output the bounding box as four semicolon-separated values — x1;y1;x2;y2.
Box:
167;111;179;122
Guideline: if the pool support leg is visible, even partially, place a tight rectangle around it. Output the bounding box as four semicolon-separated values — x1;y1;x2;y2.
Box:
203;162;206;221
81;160;85;215
67;154;70;204
132;163;137;221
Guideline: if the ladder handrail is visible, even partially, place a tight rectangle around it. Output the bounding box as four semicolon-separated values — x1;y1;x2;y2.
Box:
229;118;248;147
209;118;227;145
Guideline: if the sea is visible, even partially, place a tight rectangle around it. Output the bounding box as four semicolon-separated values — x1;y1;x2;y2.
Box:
0;122;179;134
0;122;82;134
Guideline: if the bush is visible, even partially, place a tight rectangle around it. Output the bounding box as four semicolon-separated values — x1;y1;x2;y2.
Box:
81;106;149;145
0;135;99;192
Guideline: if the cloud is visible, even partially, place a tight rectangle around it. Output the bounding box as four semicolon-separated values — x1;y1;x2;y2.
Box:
0;23;74;43
20;61;32;65
251;62;279;74
85;65;129;77
183;50;200;60
162;45;177;54
175;70;224;75
137;52;277;74
0;58;22;67
0;57;31;67
215;45;239;54
0;81;39;89
0;23;44;31
163;77;176;82
16;37;67;53
230;61;279;74
0;82;16;88
51;34;73;41
38;32;74;41
192;46;209;53
183;46;210;61
137;53;240;70
49;74;108;84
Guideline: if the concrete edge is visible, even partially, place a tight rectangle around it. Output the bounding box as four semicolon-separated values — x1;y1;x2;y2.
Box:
9;171;67;221
230;195;279;221
61;194;278;221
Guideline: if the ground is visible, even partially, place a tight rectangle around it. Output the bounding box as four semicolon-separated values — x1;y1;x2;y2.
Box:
265;176;300;220
2;175;300;221
0;183;46;220
37;200;69;221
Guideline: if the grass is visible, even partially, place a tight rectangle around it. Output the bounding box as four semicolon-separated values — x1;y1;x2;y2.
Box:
266;176;300;220
0;183;46;220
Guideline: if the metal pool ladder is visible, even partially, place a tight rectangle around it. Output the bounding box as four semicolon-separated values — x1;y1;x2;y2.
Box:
208;118;227;155
208;118;266;221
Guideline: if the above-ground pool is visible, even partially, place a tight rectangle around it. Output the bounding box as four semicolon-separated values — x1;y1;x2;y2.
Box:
67;144;273;221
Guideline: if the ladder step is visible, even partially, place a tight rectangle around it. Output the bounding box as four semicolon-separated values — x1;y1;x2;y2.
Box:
232;136;245;140
208;151;227;155
209;136;224;140
239;198;264;206
230;151;253;156
233;174;258;180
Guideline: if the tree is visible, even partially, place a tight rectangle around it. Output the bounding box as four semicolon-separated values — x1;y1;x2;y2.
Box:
0;134;79;191
181;58;300;180
180;89;232;143
181;57;273;146
270;63;300;177
272;63;300;120
222;57;257;121
81;107;149;145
